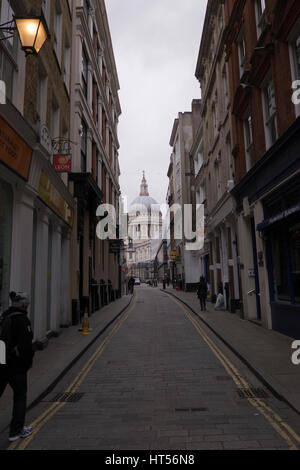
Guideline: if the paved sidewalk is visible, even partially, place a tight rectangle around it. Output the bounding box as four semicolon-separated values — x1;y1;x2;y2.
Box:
161;287;300;415
0;294;133;434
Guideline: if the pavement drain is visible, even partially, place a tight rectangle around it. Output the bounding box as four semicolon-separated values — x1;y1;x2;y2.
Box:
45;392;85;403
175;408;208;412
237;388;270;399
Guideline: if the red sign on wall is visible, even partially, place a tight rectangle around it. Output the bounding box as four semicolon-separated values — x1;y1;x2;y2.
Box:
53;154;72;173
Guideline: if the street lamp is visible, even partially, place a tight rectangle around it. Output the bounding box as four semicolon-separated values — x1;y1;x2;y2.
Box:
0;10;49;56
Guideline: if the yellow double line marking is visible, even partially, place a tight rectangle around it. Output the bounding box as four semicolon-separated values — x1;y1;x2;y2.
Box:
169;295;300;450
9;296;136;451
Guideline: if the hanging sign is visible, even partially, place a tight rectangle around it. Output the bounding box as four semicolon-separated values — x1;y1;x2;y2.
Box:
53;154;72;173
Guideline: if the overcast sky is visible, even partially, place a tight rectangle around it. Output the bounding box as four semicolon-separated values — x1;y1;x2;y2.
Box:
105;0;208;207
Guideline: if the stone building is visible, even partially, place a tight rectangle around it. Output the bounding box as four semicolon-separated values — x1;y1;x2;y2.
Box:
125;173;162;282
69;0;122;316
194;0;240;310
168;100;202;291
0;0;74;347
225;0;300;336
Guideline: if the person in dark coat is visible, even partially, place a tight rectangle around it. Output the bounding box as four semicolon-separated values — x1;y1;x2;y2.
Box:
0;292;34;442
197;276;208;312
128;277;135;295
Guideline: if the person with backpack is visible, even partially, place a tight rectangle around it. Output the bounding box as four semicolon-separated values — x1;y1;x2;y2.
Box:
0;292;35;442
197;276;208;312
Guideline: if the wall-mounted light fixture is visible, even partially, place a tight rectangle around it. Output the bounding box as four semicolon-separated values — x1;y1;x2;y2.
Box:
0;10;49;56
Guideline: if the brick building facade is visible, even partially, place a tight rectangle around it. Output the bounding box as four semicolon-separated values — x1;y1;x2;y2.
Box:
225;0;300;336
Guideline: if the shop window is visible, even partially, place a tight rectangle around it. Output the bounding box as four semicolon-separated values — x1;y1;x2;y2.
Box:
290;222;300;304
272;229;291;302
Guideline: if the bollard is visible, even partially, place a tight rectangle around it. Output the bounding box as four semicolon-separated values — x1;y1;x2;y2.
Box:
81;307;90;335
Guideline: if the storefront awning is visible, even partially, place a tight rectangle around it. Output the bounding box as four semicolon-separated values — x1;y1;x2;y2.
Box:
257;203;300;232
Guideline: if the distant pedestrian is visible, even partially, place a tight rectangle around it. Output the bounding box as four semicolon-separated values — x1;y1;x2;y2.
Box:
163;279;166;290
0;292;34;442
197;276;208;312
128;277;135;295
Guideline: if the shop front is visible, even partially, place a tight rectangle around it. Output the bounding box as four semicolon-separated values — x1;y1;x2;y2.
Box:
0;113;33;313
258;178;300;338
0;180;12;312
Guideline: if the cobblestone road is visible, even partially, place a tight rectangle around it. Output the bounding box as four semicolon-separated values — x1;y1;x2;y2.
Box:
4;286;300;450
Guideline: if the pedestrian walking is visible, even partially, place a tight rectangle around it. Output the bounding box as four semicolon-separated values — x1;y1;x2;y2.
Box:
128;277;135;295
197;276;208;312
0;292;34;442
163;279;166;290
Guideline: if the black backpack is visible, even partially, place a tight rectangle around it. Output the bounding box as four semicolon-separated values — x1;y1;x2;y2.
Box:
0;310;24;364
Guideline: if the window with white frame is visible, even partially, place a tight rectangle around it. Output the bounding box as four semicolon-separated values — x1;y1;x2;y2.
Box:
243;112;254;172
237;30;246;78
255;0;266;38
263;78;277;149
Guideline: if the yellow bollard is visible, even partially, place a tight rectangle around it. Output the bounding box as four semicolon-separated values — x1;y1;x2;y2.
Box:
81;307;90;335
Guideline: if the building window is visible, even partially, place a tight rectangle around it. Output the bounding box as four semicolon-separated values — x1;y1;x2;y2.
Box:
37;64;48;123
243;112;254;172
226;134;234;182
212;104;217;138
255;0;266;38
53;1;62;64
215;158;222;200
223;67;229;110
81;120;87;172
50;97;59;139
0;0;18;101
64;37;71;91
42;0;51;27
237;30;246;78
263;79;277;149
0;49;14;101
81;46;88;99
83;0;90;24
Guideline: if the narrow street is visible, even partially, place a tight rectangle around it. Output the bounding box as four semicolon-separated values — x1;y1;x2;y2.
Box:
4;286;300;451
